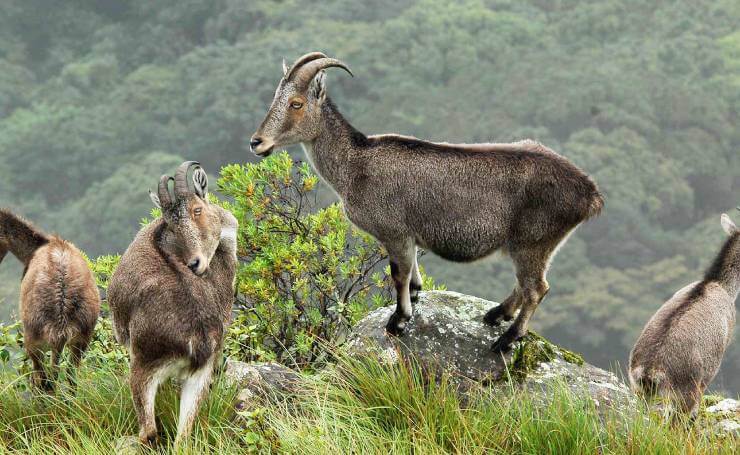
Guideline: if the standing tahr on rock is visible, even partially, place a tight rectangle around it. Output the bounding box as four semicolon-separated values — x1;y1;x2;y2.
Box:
107;162;238;447
0;209;100;392
250;52;604;353
629;209;740;417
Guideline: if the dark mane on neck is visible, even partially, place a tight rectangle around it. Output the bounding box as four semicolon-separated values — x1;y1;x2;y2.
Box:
322;97;368;147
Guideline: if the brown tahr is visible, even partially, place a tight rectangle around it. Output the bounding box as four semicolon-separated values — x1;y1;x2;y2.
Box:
629;210;739;417
107;161;238;446
250;52;604;352
0;209;100;391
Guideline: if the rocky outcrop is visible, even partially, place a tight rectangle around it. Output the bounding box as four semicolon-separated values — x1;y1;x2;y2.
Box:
219;290;737;436
347;290;634;412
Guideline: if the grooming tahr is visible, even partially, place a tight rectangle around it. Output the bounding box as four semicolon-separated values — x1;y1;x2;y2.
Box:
0;209;100;391
251;52;603;352
107;162;238;446
629;210;739;417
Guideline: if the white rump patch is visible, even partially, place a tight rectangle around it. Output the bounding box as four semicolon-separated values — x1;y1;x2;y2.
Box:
546;223;581;271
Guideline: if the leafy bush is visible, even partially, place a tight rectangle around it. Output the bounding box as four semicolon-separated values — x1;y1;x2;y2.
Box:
0;321;23;366
86;253;121;291
218;152;396;367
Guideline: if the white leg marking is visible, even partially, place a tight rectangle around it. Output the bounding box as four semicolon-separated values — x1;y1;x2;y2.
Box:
175;356;215;446
399;282;412;316
397;243;416;317
411;247;422;287
142;360;184;433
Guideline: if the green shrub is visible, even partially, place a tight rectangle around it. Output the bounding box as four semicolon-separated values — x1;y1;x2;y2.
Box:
217;152;396;367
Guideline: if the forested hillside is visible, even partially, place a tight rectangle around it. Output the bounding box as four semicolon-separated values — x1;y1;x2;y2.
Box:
0;0;738;392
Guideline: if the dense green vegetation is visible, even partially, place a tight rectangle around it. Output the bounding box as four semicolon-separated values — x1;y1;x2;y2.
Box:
0;0;739;393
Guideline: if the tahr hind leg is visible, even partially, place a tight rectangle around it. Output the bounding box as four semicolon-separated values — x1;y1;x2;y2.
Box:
67;336;90;392
483;286;521;326
131;360;166;446
491;244;553;354
26;338;52;392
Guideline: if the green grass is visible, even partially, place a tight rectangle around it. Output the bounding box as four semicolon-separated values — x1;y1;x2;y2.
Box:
265;355;738;454
0;354;737;454
0;362;250;454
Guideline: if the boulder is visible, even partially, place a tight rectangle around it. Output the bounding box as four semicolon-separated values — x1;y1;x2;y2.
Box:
222;359;301;411
347;290;634;411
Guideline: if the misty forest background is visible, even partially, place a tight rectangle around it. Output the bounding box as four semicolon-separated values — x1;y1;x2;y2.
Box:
0;0;738;393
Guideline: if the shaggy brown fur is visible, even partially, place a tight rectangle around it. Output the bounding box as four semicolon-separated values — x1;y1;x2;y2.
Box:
629;212;739;417
0;209;100;391
107;162;238;446
251;52;603;352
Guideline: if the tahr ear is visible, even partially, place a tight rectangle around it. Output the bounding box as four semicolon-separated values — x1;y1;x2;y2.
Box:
193;167;208;199
721;213;737;235
310;70;327;102
282;58;289;76
149;190;161;208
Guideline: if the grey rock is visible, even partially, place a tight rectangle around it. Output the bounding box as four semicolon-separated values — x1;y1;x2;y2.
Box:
715;419;740;436
223;359;301;411
347;290;634;411
706;398;740;416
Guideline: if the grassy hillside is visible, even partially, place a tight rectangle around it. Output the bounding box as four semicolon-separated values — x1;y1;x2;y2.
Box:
0;351;737;454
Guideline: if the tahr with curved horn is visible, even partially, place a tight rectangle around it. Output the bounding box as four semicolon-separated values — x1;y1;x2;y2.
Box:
108;161;238;447
251;52;604;353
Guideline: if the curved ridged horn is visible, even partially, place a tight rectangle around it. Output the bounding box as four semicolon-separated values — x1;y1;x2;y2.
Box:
174;161;200;199
284;52;328;81
157;175;174;207
291;57;353;89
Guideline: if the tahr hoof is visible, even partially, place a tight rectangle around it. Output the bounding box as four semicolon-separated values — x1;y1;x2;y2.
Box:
385;312;410;336
483;306;513;327
490;330;525;354
40;379;55;393
139;432;159;447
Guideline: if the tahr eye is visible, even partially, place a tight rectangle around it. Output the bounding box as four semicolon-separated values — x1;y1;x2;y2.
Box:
194;208;202;216
290;101;303;110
